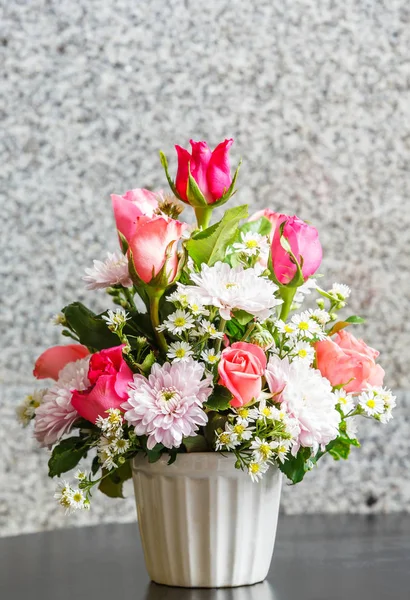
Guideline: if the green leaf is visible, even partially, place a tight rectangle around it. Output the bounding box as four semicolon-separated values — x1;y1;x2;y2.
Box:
159;151;184;201
62;303;118;350
91;455;100;476
232;310;254;326
146;443;164;463
98;461;132;499
186;169;208;207
183;435;210;452
345;315;365;324
205;385;233;411
204;411;229;448
186;204;248;266
140;351;156;374
210;160;242;208
278;447;312;484
327;431;360;461
48;437;89;478
240;216;272;237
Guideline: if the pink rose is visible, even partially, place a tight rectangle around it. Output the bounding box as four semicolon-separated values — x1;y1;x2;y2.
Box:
33;344;90;380
218;342;267;407
315;330;385;393
128;214;186;284
71;345;134;424
249;209;287;241
175;139;233;204
271;215;322;284
111;188;158;242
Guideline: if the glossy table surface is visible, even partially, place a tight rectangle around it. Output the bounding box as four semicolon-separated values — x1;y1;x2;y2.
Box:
1;515;409;599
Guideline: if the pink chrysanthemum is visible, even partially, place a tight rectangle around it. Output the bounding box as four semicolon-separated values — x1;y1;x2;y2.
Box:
122;360;212;450
34;357;90;447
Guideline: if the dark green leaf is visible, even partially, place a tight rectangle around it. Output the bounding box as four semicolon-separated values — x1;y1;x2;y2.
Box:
146;443;164;463
62;303;118;350
185;205;248;266
278;447;312;484
232;310;254;326
183;435;210;453
204;411;229;448
48;437;89;478
205;385;233;411
91;455;100;476
98;461;132;499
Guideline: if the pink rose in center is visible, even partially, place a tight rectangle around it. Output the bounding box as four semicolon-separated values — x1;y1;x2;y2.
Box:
315;330;385;393
218;342;267;407
71;345;134;424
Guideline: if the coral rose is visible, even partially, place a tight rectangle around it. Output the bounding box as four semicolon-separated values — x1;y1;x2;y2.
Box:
218;342;267;407
33;344;90;380
315;330;385;393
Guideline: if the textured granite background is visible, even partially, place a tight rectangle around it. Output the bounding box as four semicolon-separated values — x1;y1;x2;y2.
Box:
1;0;410;536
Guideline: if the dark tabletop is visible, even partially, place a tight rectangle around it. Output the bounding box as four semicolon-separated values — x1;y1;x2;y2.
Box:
1;514;409;600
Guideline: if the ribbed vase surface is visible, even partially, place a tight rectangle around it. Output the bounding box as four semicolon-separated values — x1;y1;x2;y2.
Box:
132;453;282;588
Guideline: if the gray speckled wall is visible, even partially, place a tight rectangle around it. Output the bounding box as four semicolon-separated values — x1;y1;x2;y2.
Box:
1;0;410;536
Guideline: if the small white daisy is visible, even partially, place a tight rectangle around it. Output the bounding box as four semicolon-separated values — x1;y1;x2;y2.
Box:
306;308;331;325
74;469;87;481
233;406;258;423
274;439;292;463
96;408;124;436
334;389;355;415
110;437;130;454
250;437;277;462
226;422;255;442
276;320;297;336
198;319;224;339
167;341;194;362
248;461;269;482
158;309;195;335
215;430;239;451
102;308;129;331
232;231;270;258
83;251;132;289
166;289;189;307
257;404;282;422
358;390;385;416
290;341;315;365
329;283;351;300
290;313;325;340
200;348;221;365
16;389;46;427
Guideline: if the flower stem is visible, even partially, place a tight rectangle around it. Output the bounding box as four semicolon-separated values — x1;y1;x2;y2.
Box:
148;289;168;354
279;286;297;322
214;318;227;354
194;206;212;230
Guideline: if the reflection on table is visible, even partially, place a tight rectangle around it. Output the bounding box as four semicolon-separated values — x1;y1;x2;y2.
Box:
144;580;278;600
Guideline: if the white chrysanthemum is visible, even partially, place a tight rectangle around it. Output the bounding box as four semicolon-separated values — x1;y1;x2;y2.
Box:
182;262;282;321
122;360;212;450
232;231;270;258
334;389;355;415
167;341;194;362
34;357;90;447
266;356;340;454
83;251;132;289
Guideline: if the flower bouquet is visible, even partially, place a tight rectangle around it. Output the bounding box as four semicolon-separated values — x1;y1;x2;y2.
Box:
19;138;395;588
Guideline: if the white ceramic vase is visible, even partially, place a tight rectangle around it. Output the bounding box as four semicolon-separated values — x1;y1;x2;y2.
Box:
132;452;282;588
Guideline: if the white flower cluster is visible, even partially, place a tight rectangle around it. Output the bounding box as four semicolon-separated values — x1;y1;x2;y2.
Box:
102;307;129;332
231;231;270;261
54;471;90;514
16;389;46;427
96;409;130;470
215;402;297;482
357;386;396;423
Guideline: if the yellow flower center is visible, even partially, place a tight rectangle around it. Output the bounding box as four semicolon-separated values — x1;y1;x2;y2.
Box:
262;407;271;417
366;399;375;409
237;408;249;419
297;321;309;331
249;463;260;474
225;282;238;289
191;304;199;312
220;433;231;445
298;349;308;358
278;445;287;454
284;325;294;333
246;239;258;249
174;317;186;327
260;444;271;459
175;348;186;358
233;424;245;435
339;396;347;404
208;355;218;364
72;492;83;503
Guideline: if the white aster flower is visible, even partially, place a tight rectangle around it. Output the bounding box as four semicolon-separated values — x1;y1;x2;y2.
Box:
225;422;255;442
98;444;117;471
232;231;270;258
110;437;130;454
158;309;195;335
197;319;224;339
305;308;331;325
34;357;90;447
96;408;123;437
50;312;66;326
83;251;132;289
248;461;269;482
122;360;212;450
290;341;315;365
54;481;74;513
16;389;46;427
250;437;277;462
183;262;282;321
215;430;239;450
274;439;292;463
290;313;325;340
102;308;129;331
329;283;351;301
74;469;87;481
201;348;221;365
358;390;385;416
167;341;194;362
257;403;282;422
276;320;297;336
334;389;355;415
